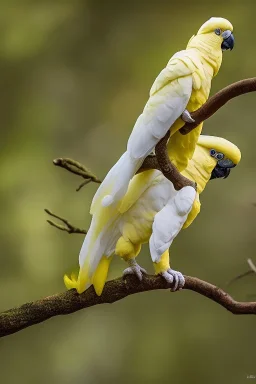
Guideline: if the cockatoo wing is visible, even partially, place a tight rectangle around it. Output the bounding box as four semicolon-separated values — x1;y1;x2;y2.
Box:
127;56;194;159
149;186;196;262
149;51;199;96
91;52;194;211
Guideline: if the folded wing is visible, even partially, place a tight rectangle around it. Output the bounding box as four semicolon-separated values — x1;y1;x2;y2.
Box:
150;186;196;262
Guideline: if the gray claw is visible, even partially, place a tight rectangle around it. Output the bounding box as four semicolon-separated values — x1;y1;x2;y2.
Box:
123;260;147;281
167;268;185;291
159;269;185;291
181;109;195;123
160;271;174;284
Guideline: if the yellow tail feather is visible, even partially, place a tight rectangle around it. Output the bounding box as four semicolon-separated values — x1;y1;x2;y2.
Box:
64;272;78;290
92;256;112;296
64;256;112;295
64;266;89;294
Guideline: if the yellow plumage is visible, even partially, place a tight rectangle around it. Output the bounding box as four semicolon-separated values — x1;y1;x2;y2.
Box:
92;256;113;296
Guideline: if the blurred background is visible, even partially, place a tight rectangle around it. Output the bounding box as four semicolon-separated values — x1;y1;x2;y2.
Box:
0;1;255;383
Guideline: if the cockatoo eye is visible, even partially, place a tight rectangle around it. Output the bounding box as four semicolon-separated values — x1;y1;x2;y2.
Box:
210;149;216;156
215;28;221;36
216;153;224;160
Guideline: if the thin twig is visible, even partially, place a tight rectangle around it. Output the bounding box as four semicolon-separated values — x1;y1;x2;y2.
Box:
0;274;255;338
227;270;254;286
45;209;87;234
76;179;92;192
227;259;256;286
53;158;101;191
248;258;256;273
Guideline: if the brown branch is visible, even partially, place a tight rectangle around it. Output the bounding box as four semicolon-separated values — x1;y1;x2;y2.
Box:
137;154;160;173
139;132;196;190
0;274;255;338
180;78;256;134
45;209;87;234
155;130;196;190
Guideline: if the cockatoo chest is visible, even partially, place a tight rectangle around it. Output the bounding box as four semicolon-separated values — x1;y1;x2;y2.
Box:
189;67;212;110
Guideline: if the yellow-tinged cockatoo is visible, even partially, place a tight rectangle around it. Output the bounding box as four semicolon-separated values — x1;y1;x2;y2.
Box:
92;17;234;211
64;135;241;295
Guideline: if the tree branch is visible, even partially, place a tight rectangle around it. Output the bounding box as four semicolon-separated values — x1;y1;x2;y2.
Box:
138;131;196;190
154;130;196;190
180;78;256;134
0;274;255;338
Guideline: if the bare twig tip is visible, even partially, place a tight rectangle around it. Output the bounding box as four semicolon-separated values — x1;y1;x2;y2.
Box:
53;158;62;165
247;259;256;273
45;208;87;235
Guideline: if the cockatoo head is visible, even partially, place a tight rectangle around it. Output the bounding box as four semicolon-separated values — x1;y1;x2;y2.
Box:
197;17;234;51
186;18;234;75
197;135;241;180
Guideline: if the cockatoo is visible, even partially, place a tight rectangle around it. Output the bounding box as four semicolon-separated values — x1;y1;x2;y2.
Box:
64;135;241;295
92;17;234;211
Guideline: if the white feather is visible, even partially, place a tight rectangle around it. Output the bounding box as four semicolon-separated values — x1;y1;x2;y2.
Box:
90;151;143;212
149;186;196;262
78;214;121;277
127;77;192;159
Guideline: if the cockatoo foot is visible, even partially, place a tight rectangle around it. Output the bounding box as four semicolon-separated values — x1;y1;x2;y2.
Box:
181;109;195;123
160;269;185;291
123;260;147;281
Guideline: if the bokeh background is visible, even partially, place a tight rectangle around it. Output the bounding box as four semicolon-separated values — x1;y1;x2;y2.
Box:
0;1;255;383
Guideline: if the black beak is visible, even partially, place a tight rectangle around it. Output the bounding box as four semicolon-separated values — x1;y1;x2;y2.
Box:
221;32;235;51
217;158;236;169
210;159;236;180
